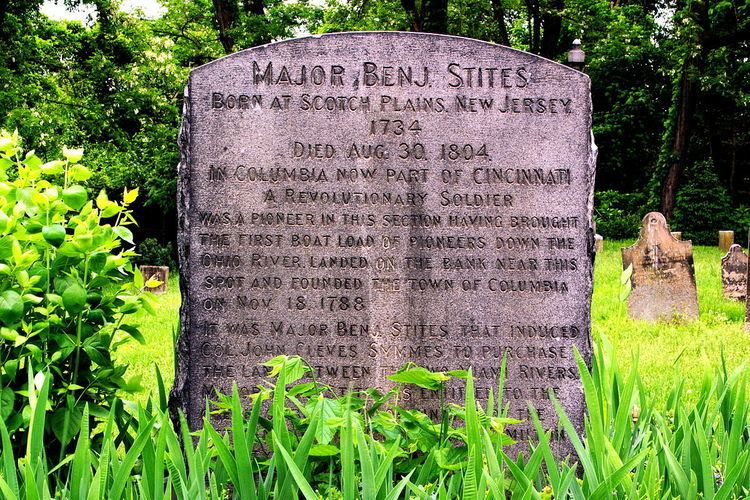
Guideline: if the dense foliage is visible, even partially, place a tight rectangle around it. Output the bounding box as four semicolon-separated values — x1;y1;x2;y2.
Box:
0;130;156;458
1;0;747;245
2;340;750;498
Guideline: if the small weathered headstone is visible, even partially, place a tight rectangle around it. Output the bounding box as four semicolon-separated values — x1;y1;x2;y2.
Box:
174;32;597;455
719;231;734;253
671;231;682;240
622;213;699;321
721;244;747;301
595;234;603;253
140;265;169;294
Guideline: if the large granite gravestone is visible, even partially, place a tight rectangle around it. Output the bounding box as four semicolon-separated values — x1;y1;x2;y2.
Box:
174;32;596;452
622;212;699;321
721;244;747;301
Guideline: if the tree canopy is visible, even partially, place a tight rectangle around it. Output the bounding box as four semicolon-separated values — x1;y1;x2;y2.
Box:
1;0;747;244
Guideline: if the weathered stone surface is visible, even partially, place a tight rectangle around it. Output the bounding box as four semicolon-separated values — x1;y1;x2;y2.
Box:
721;245;747;301
174;32;596;454
719;231;734;253
140;265;169;294
622;213;699;321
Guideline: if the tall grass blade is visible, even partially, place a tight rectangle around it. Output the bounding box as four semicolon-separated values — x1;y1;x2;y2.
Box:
109;416;157;499
355;421;376;500
230;384;256;500
658;428;689;498
588;449;648;499
71;404;92;499
273;431;318;500
0;474;18;500
341;398;356;500
715;451;749;500
0;408;19;497
384;470;413;500
27;371;50;474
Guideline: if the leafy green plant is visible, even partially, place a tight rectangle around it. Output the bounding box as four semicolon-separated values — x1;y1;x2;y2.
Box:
594;190;648;240
673;159;734;245
3;342;750;498
135;237;176;269
0;129;155;457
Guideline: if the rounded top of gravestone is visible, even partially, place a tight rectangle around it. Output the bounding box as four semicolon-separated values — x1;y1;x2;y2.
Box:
188;32;591;81
643;212;667;228
729;244;743;253
722;243;747;262
639;211;674;240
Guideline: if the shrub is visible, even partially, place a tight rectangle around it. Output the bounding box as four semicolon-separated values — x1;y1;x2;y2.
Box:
672;159;734;245
730;205;750;246
0;130;155;457
135;237;176;269
594;190;648;240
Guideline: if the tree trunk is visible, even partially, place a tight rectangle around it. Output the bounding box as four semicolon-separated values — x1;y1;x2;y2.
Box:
660;0;710;219
660;67;696;219
523;0;541;53
242;0;264;16
490;0;510;45
401;0;448;33
422;0;448;33
400;0;422;31
212;0;238;54
540;0;563;59
0;0;9;36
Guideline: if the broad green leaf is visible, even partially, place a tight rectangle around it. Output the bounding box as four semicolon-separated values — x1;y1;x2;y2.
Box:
62;147;84;163
62;283;86;314
145;278;163;289
113;226;134;245
95;190;111;210
50;405;82;447
68;164;91;182
40;160;64;175
263;355;307;383
621;263;633;284
0;291;23;325
619;280;632;302
123;187;139;205
0;387;14;421
42;224;66;247
309;444;339;456
62;185;87;210
388;365;449;390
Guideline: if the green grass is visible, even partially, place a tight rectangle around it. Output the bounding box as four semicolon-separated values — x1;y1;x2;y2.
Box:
593;240;748;405
119;244;749;406
114;273;180;402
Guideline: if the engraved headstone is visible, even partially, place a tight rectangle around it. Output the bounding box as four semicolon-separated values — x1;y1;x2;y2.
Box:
622;212;699;321
721;244;747;301
174;32;596;454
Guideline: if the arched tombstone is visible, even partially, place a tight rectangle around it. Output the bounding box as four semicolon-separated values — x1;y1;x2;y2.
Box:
721;244;747;301
174;32;597;456
621;212;699;321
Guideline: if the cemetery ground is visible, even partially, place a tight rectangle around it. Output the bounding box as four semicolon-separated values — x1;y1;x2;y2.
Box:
119;242;749;408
